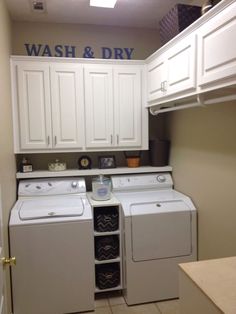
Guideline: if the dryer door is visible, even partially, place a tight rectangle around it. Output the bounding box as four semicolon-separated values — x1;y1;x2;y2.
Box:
130;200;192;261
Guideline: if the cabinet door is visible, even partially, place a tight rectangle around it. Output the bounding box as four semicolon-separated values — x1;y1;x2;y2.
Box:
50;64;84;149
84;66;113;148
114;67;142;147
147;55;166;102
16;62;52;150
198;2;236;87
166;34;197;96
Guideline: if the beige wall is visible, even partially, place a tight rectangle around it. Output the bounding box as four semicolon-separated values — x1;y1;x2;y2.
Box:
167;102;236;260
12;21;160;59
0;0;16;312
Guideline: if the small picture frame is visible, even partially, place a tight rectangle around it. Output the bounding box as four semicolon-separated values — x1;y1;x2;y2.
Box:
98;156;116;169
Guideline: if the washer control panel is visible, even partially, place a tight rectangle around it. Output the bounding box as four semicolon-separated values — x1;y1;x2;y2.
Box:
18;178;86;196
111;173;173;191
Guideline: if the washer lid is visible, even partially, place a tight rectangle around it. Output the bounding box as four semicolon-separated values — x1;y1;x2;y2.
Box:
19;197;84;220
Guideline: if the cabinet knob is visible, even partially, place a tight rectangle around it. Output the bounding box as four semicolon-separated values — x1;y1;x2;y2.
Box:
163;80;167;92
1;257;16;267
161;81;167;92
161;81;164;92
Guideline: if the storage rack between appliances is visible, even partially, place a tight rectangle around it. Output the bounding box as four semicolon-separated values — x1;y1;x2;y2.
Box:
87;193;123;293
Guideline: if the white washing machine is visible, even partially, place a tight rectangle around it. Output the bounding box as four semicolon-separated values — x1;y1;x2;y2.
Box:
9;177;94;314
111;173;197;305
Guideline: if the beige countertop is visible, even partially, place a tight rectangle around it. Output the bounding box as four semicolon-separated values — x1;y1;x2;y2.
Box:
179;256;236;314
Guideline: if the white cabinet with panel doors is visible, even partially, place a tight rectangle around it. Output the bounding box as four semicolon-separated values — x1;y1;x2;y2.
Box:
12;61;84;152
84;66;113;149
14;62;51;151
197;0;236;90
50;64;84;149
84;65;143;149
147;34;197;105
114;67;142;148
11;58;147;153
146;0;236;113
10;1;236;154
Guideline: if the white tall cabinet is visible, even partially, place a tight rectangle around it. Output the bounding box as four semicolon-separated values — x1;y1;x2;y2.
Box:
84;65;142;149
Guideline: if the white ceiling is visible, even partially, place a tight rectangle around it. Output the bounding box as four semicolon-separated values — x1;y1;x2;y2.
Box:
6;0;201;29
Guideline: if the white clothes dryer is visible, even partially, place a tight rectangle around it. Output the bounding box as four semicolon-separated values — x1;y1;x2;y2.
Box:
9;177;94;314
111;173;197;305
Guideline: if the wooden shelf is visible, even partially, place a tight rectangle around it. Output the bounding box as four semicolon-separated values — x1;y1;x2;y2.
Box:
16;166;172;179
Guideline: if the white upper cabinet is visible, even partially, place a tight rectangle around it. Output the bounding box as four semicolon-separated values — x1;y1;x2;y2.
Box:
10;1;236;153
12;59;147;153
84;65;143;149
16;62;52;150
114;67;142;147
147;34;196;104
84;66;114;148
147;55;166;102
50;64;84;149
198;0;236;89
12;61;84;152
166;34;196;96
146;0;236;114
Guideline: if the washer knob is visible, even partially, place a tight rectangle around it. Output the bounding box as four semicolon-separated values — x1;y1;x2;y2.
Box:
156;175;166;183
71;181;78;188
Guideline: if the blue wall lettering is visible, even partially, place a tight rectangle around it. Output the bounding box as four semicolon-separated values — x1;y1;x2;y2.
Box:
55;45;63;57
65;45;76;58
24;43;134;59
124;48;134;60
102;47;112;59
83;46;94;58
24;44;42;56
24;43;76;57
101;47;134;59
114;48;124;59
42;45;52;57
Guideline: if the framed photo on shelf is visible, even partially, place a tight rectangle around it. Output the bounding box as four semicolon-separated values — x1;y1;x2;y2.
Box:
98;156;116;169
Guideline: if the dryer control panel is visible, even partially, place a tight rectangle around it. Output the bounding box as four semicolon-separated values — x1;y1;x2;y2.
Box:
111;173;173;191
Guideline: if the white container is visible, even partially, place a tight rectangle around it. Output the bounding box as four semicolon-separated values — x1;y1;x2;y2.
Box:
92;175;111;201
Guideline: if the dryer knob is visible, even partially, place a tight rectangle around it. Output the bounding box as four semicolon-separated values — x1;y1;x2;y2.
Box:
156;175;166;183
71;181;78;188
